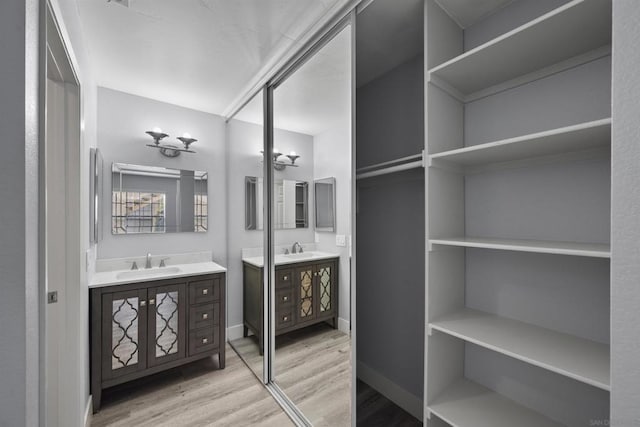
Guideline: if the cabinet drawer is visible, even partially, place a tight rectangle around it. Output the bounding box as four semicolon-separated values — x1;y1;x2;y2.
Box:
276;309;294;330
276;269;293;289
189;303;218;330
188;326;220;356
276;288;293;307
189;278;220;305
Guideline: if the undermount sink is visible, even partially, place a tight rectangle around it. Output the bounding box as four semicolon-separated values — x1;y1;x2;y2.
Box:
116;266;181;280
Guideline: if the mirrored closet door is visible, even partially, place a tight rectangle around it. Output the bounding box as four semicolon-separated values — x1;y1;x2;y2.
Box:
271;22;353;426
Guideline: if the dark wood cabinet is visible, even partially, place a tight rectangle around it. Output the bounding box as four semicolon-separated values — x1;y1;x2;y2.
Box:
90;272;225;412
243;258;338;352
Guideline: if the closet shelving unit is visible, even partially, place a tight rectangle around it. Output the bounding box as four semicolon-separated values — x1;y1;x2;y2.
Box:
425;0;612;426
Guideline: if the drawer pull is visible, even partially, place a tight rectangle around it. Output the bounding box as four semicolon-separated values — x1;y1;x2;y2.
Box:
202;313;208;320
149;299;155;305
202;288;208;295
283;275;289;281
283;316;289;322
140;300;146;307
202;337;208;344
283;296;289;302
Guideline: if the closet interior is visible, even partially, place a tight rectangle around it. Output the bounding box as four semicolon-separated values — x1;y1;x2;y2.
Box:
355;0;426;421
425;0;612;426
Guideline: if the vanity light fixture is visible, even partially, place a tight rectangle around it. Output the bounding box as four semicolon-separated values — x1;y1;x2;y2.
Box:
260;148;300;171
145;128;197;158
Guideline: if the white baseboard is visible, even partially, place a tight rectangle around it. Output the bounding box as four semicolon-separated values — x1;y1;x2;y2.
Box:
338;317;350;334
227;324;245;341
84;396;92;427
357;361;423;421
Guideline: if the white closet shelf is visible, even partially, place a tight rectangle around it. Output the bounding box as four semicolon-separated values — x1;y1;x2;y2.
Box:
430;308;610;390
429;237;611;258
429;378;564;427
429;119;611;169
428;0;612;96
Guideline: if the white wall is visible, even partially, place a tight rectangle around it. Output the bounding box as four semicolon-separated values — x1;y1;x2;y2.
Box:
0;1;39;425
611;1;640;425
313;118;352;328
96;88;227;265
226;117;314;335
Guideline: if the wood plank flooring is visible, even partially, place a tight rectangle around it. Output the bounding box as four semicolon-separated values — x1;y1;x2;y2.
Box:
231;323;352;427
94;325;416;427
91;343;294;427
274;324;351;427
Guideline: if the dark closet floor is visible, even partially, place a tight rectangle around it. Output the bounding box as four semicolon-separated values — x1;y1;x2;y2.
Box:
357;380;422;427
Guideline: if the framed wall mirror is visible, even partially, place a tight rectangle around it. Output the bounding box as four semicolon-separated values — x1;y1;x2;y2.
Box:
245;176;308;230
111;162;208;234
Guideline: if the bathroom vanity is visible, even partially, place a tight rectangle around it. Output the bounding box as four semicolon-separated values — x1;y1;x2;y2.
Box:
242;252;339;351
89;262;226;412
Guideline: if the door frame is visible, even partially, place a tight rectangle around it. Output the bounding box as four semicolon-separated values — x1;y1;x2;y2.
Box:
40;1;83;425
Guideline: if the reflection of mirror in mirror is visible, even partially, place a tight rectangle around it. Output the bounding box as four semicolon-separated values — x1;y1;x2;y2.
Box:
111;163;208;234
90;148;104;243
245;176;308;230
315;177;336;232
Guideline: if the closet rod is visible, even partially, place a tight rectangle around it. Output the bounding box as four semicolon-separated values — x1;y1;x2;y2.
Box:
356;151;424;180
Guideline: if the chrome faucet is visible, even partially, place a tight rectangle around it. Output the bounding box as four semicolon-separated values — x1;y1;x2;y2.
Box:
145;253;152;269
292;242;303;254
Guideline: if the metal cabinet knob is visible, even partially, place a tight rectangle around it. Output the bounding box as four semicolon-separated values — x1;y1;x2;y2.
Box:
202;313;208;320
202;338;208;344
283;316;289;321
283;275;289;281
140;300;146;307
283;296;289;302
202;288;208;295
149;299;155;305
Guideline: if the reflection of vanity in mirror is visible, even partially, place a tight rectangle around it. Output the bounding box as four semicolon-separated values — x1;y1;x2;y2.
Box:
112;163;208;234
245;176;308;230
242;251;339;354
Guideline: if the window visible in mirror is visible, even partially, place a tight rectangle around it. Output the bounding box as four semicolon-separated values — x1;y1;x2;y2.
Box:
111;163;208;234
194;194;208;232
112;191;166;234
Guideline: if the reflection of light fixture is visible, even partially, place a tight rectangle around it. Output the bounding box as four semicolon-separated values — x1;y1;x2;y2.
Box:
260;148;300;171
146;129;197;157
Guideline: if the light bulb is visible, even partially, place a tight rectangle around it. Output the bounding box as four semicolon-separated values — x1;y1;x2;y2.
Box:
152;127;162;133
290;151;297;156
182;132;191;139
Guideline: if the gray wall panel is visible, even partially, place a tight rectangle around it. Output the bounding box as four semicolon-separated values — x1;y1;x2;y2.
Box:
611;1;640;424
465;156;611;244
466;249;610;344
464;56;611;147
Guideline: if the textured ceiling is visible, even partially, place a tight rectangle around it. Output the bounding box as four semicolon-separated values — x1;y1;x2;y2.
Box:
75;0;343;116
234;26;351;136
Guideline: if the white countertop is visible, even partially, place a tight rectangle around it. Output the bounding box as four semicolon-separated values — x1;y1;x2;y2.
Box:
242;251;340;268
89;261;226;288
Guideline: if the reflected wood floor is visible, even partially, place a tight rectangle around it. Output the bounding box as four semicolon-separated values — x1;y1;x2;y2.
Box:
91;343;294;427
231;323;352;427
